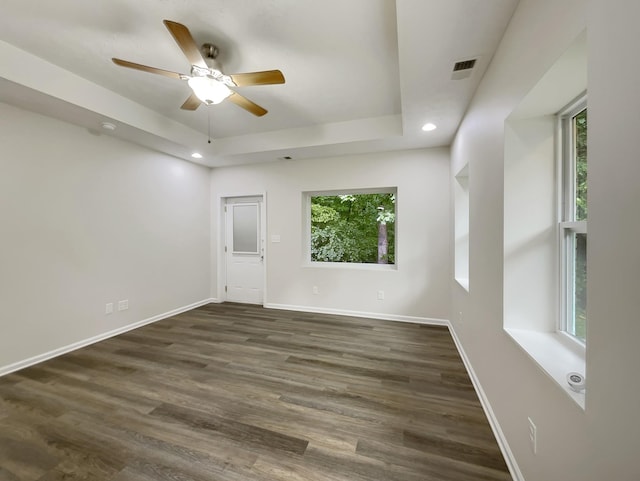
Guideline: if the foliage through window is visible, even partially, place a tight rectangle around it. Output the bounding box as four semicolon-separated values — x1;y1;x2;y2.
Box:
309;191;395;264
560;99;587;342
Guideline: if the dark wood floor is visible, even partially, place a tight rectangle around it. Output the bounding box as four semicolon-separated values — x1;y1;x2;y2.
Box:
0;303;511;481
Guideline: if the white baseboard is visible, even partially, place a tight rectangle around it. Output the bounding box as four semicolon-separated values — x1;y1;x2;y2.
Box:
264;302;449;326
0;298;215;378
448;323;524;481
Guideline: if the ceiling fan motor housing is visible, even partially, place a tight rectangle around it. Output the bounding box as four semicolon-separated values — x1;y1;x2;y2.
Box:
201;43;224;71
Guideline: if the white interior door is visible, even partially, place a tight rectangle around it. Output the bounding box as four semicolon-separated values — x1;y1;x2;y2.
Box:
225;200;264;304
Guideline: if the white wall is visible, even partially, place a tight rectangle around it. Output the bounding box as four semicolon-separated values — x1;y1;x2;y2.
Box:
586;0;640;477
451;0;640;479
211;148;451;321
0;103;212;371
503;116;557;331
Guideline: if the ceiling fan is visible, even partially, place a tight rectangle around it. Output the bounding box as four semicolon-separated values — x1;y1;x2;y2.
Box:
112;20;285;117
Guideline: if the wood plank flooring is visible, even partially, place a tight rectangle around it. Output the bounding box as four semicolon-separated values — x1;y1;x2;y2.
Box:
0;303;511;480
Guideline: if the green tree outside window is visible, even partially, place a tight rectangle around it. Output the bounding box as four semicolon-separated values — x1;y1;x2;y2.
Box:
310;193;395;264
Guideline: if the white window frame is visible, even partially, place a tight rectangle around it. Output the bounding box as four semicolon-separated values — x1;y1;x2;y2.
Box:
558;94;587;344
303;187;397;269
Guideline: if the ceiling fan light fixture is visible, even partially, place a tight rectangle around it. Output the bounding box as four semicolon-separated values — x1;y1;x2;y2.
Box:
187;76;232;105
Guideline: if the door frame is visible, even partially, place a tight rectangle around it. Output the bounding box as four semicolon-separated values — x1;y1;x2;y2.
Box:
216;192;267;304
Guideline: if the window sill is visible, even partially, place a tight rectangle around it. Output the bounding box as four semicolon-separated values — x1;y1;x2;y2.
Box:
303;261;397;271
455;277;469;291
504;327;586;409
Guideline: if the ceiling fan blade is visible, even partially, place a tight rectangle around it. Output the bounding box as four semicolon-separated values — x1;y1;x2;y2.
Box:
229;70;285;87
163;20;208;69
181;93;201;110
112;58;184;80
227;92;268;117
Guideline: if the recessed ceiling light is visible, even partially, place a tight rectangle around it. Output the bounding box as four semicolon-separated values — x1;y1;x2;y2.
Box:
101;121;116;131
191;152;203;159
421;123;437;132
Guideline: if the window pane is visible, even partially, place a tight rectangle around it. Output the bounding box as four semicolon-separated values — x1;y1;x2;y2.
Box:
569;232;587;341
574;109;587;221
561;102;587;342
310;193;395;264
233;204;258;253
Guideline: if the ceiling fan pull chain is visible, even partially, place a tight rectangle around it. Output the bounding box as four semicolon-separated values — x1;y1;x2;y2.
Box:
208;105;212;144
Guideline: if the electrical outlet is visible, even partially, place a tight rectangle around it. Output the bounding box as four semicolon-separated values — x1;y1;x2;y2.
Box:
528;417;537;454
312;286;319;295
377;290;385;300
118;300;129;311
105;303;113;315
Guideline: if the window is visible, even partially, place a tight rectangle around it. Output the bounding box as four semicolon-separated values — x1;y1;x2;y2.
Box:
306;189;396;265
232;203;260;254
454;163;469;291
559;97;587;342
502;31;587;407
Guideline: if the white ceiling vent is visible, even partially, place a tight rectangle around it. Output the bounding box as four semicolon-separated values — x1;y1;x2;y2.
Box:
451;58;477;80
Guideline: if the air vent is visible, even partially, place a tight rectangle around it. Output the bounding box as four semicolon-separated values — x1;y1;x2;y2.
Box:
451;58;478;80
453;59;477;71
